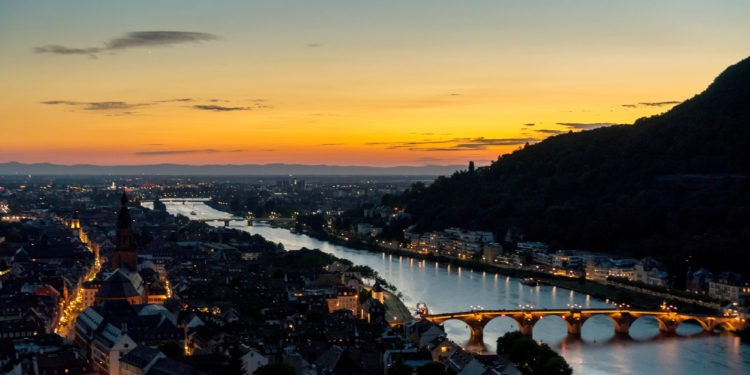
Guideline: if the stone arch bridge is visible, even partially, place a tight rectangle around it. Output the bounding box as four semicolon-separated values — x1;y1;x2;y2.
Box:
421;307;747;348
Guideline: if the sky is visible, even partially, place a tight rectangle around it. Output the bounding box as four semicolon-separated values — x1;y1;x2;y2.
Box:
1;1;748;167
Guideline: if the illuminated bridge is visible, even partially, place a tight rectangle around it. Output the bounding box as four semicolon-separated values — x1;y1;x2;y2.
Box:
419;305;747;348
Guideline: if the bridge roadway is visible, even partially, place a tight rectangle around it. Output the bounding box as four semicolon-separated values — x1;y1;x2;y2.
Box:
422;307;747;348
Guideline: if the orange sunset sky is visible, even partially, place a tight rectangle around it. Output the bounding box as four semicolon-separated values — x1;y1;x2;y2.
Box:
1;1;749;167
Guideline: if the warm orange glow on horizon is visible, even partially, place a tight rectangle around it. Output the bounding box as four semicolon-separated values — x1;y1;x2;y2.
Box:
2;2;748;166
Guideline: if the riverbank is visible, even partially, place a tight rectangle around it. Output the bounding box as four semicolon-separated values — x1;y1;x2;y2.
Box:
361;284;414;325
300;228;720;314
383;289;415;324
168;202;750;374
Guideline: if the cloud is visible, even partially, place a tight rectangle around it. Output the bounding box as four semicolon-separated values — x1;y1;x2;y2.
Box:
104;111;136;117
42;97;257;114
536;129;565;135
158;98;193;103
134;149;241;156
320;143;344;146
41;100;143;112
639;101;680;107
375;137;538;152
621;100;680;108
523;123;535;126
33;45;101;58
105;31;217;49
556;122;619;130
398;139;460;147
192;105;251;112
84;101;136;110
41;100;79;106
449;137;537;150
307;43;322;48
35;31;218;58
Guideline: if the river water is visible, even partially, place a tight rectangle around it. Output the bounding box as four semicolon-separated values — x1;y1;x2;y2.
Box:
155;200;749;375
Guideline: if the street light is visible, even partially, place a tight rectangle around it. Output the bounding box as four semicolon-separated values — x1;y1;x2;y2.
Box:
613;302;630;310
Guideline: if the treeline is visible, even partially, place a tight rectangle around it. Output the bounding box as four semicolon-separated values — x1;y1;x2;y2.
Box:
496;331;572;375
389;56;750;280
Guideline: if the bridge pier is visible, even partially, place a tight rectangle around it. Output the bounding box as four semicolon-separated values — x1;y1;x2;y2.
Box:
517;313;539;336
467;324;485;349
611;313;635;335
566;319;583;336
656;315;680;335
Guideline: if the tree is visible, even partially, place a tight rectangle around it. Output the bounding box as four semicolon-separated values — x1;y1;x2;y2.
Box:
496;331;572;375
350;265;377;278
496;331;524;354
539;355;573;375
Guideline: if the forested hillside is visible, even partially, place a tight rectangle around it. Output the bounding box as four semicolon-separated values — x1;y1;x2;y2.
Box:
393;56;750;276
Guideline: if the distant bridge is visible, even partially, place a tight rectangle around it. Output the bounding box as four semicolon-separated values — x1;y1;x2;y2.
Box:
159;198;212;202
420;306;747;348
197;218;243;226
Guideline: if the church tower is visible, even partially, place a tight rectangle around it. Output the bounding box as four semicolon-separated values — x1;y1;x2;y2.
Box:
70;210;81;230
70;210;81;241
111;191;138;271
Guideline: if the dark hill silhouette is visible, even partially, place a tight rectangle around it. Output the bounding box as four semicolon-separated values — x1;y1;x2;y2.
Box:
395;56;750;279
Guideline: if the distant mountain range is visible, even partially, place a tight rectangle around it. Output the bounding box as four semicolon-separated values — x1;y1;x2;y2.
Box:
394;55;750;277
0;162;464;176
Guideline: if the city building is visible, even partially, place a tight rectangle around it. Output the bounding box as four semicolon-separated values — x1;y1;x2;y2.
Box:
709;272;750;303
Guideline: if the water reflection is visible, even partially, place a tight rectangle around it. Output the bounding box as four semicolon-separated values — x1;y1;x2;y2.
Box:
162;202;750;375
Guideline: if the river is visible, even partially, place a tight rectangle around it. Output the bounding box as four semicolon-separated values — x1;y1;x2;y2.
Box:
154;200;750;375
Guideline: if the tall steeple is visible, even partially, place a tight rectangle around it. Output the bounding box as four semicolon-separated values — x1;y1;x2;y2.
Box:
70;210;81;230
112;191;138;271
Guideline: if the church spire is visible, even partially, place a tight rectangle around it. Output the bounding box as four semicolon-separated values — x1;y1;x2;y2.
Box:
117;191;131;229
112;190;137;271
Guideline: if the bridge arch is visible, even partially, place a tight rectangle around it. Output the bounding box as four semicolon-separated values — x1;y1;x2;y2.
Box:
581;314;618;341
676;317;709;334
629;315;663;340
583;313;619;329
713;321;738;332
439;318;482;348
485;315;521;332
439;318;473;334
532;315;570;341
483;316;522;350
422;308;747;353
